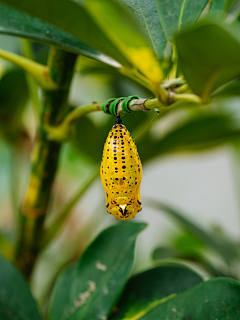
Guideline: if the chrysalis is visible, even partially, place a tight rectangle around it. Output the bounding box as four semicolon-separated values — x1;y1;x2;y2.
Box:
100;118;142;220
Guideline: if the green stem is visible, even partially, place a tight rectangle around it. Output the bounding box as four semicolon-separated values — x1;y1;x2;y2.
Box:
172;93;201;104
14;47;77;279
20;39;41;116
44;91;201;141
0;48;58;90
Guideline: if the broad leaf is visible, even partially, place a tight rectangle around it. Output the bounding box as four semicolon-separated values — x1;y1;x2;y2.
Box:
82;0;164;85
154;0;208;42
139;277;240;319
0;3;117;66
0;0;129;66
175;21;240;99
110;265;202;319
49;222;146;320
120;0;167;58
147;200;239;263
49;264;76;320
0;254;42;320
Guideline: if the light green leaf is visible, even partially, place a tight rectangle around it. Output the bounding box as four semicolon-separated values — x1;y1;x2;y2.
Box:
82;0;165;86
147;200;239;263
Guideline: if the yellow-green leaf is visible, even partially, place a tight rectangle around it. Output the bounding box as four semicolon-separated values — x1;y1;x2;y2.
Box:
82;0;164;86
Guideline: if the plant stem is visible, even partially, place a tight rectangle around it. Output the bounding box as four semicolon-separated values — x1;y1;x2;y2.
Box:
14;47;77;279
0;48;58;90
20;39;41;116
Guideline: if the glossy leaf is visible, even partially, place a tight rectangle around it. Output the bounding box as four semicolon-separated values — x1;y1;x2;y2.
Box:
83;0;164;85
120;0;167;58
49;264;76;320
0;3;118;66
0;0;128;66
154;0;208;42
147;200;239;263
175;21;240;99
0;254;42;320
110;265;202;319
49;222;146;320
139;277;240;319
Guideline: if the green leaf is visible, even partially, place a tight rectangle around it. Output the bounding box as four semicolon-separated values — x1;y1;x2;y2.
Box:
49;222;146;320
49;264;76;320
0;254;42;320
138;110;240;162
212;80;240;97
120;0;167;58
82;0;165;85
138;277;240;319
147;200;239;263
0;3;118;66
152;247;180;259
0;0;129;66
0;68;28;142
110;265;202;320
175;21;240;100
209;0;237;15
154;0;208;42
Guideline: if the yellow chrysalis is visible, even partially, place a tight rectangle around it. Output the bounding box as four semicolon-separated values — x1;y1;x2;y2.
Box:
100;120;142;220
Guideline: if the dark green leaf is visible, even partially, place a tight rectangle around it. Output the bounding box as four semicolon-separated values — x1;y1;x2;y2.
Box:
0;0;129;66
154;0;208;42
73;115;112;163
212;80;240;97
176;21;240;99
49;222;146;320
0;68;28;142
140;277;240;319
120;0;167;58
147;200;239;263
49;264;76;320
110;265;202;320
152;247;180;260
0;3;118;66
0;254;42;320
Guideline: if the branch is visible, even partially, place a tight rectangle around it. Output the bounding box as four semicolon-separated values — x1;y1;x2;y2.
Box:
45;92;201;141
0;48;58;90
14;47;78;278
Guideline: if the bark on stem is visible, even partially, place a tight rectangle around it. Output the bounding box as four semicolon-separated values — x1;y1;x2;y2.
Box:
14;47;77;278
